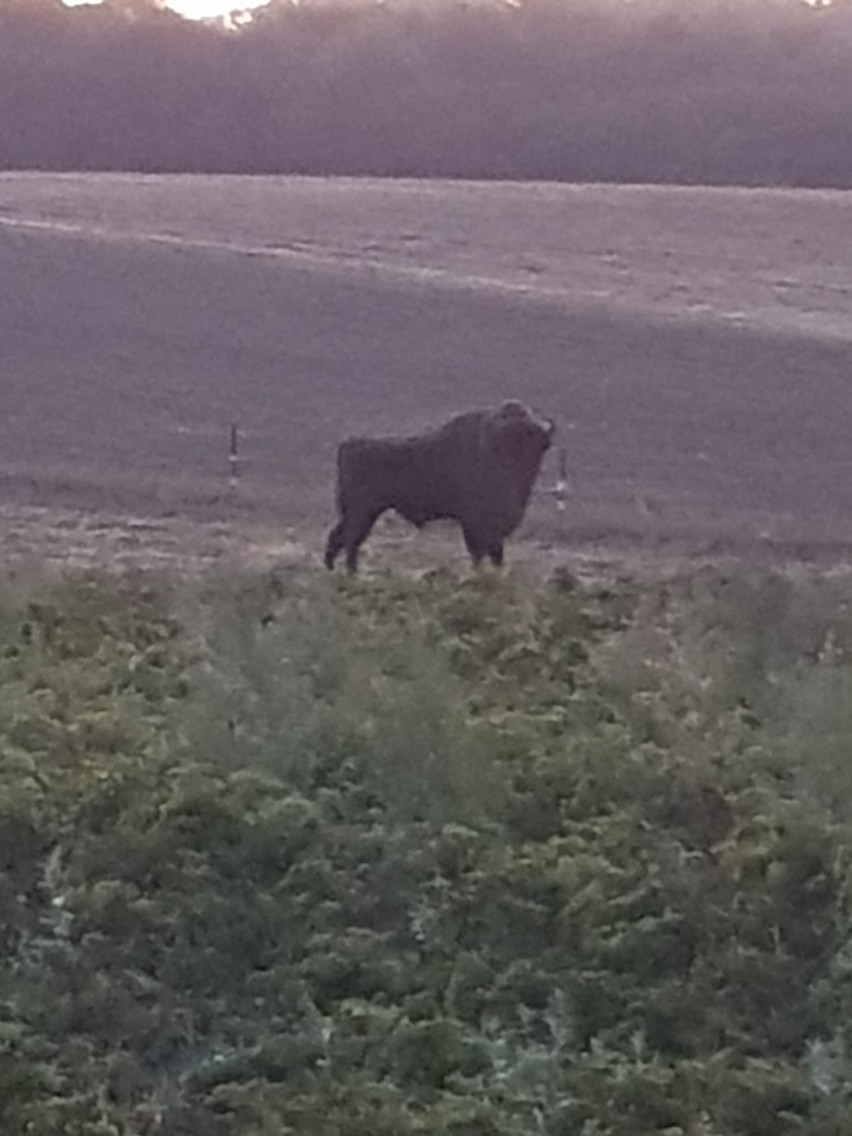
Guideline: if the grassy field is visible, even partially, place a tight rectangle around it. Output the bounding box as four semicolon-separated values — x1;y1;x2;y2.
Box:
1;173;852;571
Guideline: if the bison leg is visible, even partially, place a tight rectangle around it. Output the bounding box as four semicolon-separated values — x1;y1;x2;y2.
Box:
341;507;384;573
325;507;383;572
487;541;505;568
324;520;346;570
461;522;486;568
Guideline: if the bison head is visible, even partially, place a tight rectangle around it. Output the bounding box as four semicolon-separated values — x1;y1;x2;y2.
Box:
488;400;556;464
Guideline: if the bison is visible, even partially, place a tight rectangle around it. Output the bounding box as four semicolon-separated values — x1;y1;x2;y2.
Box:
324;400;555;572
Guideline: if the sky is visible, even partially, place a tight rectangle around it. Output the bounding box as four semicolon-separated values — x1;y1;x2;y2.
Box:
163;0;269;17
59;0;836;27
61;0;272;21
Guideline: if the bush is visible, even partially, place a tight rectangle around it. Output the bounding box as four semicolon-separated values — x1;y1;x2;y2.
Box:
1;563;852;1133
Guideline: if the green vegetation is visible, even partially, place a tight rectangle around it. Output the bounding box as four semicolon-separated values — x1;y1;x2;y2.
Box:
2;561;852;1134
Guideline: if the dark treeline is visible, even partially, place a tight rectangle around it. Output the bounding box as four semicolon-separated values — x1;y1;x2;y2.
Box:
1;0;851;186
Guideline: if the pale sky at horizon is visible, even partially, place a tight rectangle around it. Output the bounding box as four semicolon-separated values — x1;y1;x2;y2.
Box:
168;0;268;17
60;0;834;28
61;0;272;22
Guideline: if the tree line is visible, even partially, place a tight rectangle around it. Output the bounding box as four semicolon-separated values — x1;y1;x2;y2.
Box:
1;0;850;186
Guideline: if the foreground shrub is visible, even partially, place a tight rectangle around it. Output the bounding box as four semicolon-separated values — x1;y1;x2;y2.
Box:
1;564;852;1134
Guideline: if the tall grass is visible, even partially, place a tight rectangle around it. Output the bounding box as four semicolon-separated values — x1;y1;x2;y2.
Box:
182;569;506;825
593;566;852;820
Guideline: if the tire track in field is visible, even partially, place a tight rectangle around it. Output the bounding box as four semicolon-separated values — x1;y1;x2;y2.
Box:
0;212;578;301
2;213;847;344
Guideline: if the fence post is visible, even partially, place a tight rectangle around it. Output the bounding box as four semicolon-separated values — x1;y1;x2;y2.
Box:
229;422;240;487
555;445;568;511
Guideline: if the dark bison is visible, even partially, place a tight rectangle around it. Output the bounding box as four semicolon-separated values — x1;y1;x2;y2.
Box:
324;400;555;572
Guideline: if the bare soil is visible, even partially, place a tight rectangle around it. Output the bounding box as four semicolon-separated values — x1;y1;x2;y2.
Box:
2;173;851;575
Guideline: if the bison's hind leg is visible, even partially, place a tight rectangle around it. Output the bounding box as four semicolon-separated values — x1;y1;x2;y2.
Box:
333;506;384;573
324;520;346;570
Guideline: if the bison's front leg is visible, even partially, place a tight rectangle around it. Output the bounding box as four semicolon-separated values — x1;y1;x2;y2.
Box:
462;521;505;569
461;521;486;568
